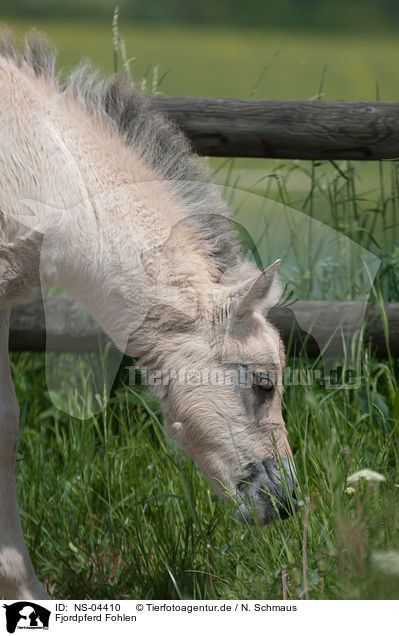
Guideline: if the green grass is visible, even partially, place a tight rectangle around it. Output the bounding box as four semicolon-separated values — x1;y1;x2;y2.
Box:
2;16;399;600
11;346;399;599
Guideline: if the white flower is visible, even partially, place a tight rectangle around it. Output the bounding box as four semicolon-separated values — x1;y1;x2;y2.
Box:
344;486;355;494
347;469;386;483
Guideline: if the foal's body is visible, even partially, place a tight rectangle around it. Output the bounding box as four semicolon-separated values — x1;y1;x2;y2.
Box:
0;30;297;599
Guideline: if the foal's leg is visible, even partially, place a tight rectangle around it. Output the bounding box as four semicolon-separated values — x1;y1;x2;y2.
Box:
0;310;48;599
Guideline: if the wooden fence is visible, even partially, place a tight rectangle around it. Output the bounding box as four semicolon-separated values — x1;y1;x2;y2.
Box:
9;297;399;358
152;97;399;159
8;98;398;356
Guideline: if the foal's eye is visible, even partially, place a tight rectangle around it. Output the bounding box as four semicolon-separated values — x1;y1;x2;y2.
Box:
252;371;274;393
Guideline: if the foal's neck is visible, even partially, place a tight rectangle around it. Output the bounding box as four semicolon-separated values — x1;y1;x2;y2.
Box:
46;178;219;358
8;82;220;358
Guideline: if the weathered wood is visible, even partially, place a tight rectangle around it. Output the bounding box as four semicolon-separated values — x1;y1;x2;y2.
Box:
151;97;399;160
269;302;399;358
9;297;109;353
9;298;399;358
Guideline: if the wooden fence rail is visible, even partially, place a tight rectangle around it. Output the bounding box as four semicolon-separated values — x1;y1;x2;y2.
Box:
151;97;399;160
9;298;399;358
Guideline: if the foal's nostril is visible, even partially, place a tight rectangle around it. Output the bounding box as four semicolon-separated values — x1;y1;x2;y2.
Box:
235;456;299;525
263;457;300;502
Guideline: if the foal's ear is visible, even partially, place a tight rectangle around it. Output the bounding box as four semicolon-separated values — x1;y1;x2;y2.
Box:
235;259;282;318
227;260;281;335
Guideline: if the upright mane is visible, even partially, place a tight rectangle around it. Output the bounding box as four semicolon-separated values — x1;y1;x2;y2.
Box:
0;26;243;277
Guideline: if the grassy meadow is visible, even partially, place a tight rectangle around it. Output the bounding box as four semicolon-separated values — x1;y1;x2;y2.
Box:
1;16;399;599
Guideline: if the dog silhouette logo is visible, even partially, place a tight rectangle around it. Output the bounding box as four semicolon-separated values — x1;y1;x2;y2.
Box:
3;602;50;633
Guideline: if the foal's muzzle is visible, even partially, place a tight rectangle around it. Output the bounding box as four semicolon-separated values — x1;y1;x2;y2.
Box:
234;457;299;524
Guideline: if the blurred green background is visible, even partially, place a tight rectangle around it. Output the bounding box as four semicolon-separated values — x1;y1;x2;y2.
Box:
1;2;399;101
2;0;399;32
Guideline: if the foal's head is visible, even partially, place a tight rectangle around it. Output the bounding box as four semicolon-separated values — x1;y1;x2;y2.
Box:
162;260;299;524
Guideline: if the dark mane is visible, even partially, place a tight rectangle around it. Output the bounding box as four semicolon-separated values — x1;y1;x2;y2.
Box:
0;26;243;275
